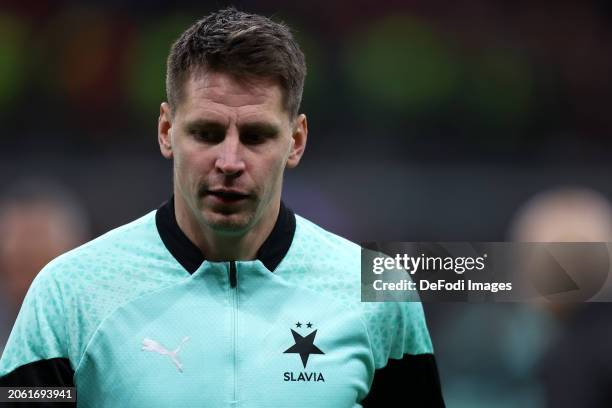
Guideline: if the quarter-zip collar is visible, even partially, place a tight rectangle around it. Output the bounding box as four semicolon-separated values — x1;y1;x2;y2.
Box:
155;195;296;274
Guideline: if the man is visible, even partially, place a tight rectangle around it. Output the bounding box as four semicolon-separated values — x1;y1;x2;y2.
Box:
511;187;612;408
0;8;444;407
0;180;89;354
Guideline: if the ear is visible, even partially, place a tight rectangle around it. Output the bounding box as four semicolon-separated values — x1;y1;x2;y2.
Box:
287;114;307;168
158;102;174;159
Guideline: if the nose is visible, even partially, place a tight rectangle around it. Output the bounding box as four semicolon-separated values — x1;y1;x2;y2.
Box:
215;130;245;176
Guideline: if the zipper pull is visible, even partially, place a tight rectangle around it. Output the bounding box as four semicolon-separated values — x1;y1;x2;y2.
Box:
229;261;237;288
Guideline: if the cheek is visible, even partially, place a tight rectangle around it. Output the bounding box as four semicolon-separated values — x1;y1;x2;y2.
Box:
173;153;188;185
174;147;208;184
255;154;288;192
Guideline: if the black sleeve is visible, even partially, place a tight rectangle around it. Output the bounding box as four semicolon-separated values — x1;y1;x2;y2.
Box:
0;358;75;407
361;353;445;407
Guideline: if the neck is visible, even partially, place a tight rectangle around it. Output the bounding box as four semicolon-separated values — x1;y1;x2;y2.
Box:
174;195;280;261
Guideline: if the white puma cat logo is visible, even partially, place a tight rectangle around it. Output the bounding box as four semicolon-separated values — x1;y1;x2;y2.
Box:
141;337;190;372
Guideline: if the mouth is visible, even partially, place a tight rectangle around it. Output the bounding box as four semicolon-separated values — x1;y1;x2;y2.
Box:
205;189;250;204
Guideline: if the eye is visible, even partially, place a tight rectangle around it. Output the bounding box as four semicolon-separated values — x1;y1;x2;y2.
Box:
192;130;224;144
240;132;266;145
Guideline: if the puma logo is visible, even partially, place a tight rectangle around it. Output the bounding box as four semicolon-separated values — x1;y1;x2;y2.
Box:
141;337;190;372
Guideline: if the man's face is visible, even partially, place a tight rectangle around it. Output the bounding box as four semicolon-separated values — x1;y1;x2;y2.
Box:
158;71;307;234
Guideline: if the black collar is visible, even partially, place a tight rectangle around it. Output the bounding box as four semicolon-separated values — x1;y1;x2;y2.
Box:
155;196;296;274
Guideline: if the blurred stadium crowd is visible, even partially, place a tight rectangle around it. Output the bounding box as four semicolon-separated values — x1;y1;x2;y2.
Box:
1;1;612;407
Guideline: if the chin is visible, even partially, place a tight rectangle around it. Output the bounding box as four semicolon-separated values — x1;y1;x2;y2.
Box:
204;211;254;234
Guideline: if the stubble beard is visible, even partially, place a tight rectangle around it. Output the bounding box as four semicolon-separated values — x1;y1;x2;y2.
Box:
196;193;260;236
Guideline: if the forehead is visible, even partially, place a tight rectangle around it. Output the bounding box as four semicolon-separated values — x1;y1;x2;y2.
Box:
177;71;287;124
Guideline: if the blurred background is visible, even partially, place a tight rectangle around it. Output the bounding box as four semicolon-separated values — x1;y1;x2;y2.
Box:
1;0;611;406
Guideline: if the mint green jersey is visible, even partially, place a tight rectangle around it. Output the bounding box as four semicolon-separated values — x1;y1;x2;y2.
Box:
0;200;443;407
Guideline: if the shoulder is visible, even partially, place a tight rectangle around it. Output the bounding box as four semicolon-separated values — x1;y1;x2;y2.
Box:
38;210;159;282
276;213;360;303
279;213;361;296
359;301;433;368
27;209;182;364
24;209;163;331
32;208;176;320
292;214;361;263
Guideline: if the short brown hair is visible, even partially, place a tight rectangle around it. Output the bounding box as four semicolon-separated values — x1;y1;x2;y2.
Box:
166;7;306;118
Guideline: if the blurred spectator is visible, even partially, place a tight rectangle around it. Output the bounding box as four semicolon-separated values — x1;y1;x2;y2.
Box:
510;187;612;245
510;187;612;408
432;302;551;408
0;179;90;353
433;187;612;408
